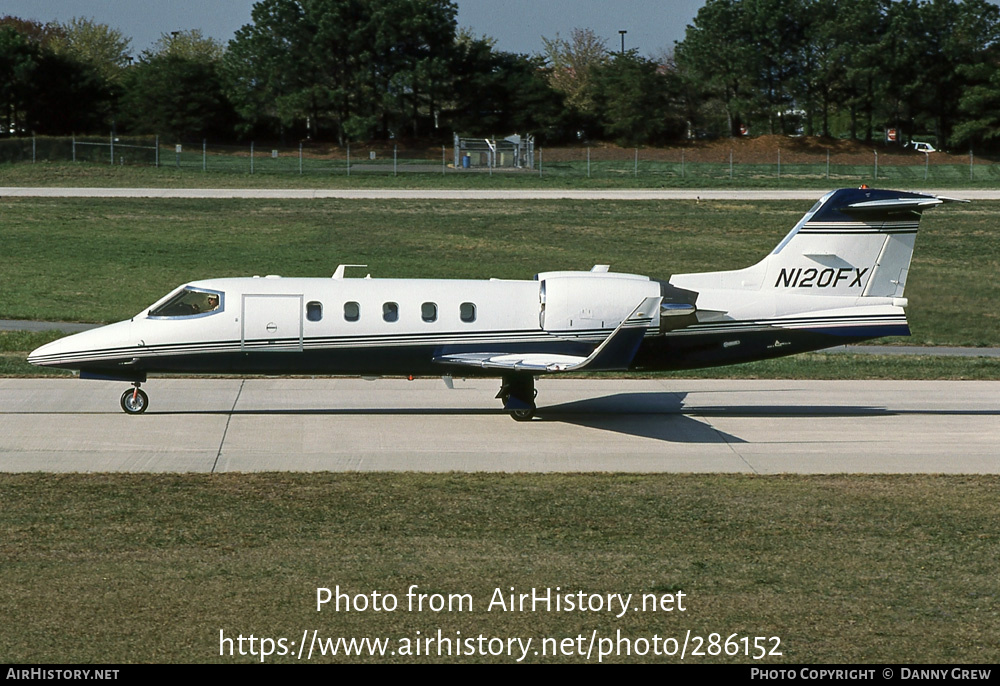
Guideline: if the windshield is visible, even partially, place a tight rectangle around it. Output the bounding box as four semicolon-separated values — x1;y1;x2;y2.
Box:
148;288;223;318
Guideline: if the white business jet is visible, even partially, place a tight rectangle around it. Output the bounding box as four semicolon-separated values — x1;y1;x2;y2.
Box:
28;187;962;420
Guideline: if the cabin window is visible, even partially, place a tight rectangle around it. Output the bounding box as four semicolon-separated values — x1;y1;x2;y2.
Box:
383;302;399;322
344;301;360;322
460;302;476;323
421;302;437;322
149;288;223;318
306;301;323;322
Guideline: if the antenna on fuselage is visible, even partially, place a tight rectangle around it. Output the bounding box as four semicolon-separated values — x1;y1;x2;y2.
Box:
332;264;369;279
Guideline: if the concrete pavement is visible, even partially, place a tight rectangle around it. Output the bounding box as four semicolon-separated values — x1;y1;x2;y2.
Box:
1;378;996;474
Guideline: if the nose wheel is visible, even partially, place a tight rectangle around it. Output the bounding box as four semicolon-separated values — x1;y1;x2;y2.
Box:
120;384;149;414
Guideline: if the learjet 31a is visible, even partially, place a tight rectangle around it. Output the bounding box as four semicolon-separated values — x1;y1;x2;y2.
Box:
29;187;963;420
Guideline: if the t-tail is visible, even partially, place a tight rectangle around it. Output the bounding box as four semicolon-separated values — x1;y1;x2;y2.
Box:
667;187;966;353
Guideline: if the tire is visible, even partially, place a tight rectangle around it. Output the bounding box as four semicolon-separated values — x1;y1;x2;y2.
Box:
509;406;535;422
120;388;149;414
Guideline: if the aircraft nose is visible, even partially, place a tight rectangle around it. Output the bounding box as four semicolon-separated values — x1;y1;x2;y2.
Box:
27;321;132;367
27;339;60;365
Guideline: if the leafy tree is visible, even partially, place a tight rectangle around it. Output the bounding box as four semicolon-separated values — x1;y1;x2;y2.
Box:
49;17;132;85
675;0;758;136
589;51;683;145
150;29;225;62
836;0;892;141
29;49;114;134
953;58;1000;150
743;0;809;134
905;0;1000;146
448;34;567;141
0;22;114;135
0;15;64;47
541;27;609;119
789;0;840;137
119;54;235;140
224;0;458;143
0;27;39;134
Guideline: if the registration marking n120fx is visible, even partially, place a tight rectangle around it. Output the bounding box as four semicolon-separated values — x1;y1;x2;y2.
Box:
775;267;869;289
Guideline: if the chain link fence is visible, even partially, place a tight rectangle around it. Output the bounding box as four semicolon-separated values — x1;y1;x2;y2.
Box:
2;135;998;184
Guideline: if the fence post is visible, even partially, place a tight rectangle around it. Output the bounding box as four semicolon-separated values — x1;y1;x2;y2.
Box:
587;147;591;178
203;139;207;172
300;142;303;174
251;141;254;174
539;148;542;177
110;132;114;165
32;135;36;164
394;144;397;177
826;150;830;180
925;151;929;181
729;149;733;180
874;150;878;180
634;148;638;177
970;150;974;181
72;135;76;163
777;148;781;180
155;135;159;167
442;145;445;175
347;143;350;177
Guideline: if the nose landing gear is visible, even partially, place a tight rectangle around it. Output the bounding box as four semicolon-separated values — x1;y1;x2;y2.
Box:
120;382;148;414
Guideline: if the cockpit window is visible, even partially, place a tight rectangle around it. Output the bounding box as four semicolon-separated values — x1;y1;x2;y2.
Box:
149;288;223;318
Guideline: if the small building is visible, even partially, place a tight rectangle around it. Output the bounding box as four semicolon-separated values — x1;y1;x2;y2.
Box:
454;133;534;169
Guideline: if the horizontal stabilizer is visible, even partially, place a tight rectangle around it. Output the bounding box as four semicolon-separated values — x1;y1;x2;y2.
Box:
434;296;661;373
843;196;967;214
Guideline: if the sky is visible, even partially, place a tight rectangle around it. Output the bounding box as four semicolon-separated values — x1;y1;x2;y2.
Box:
2;0;709;57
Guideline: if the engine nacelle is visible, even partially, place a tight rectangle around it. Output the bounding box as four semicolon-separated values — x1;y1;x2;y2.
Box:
536;269;661;333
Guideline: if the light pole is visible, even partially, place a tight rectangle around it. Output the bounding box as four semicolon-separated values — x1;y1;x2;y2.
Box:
619;30;627;54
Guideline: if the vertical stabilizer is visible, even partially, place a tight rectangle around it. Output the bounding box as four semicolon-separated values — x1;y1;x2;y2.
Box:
671;188;964;298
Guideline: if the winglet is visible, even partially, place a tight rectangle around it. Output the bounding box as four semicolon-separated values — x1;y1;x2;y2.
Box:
568;296;661;371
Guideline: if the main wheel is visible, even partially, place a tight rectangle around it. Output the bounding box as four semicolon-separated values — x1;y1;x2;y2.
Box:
509;406;535;422
120;388;149;414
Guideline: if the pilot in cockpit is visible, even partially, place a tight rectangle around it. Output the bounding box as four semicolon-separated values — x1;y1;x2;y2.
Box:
190;293;219;314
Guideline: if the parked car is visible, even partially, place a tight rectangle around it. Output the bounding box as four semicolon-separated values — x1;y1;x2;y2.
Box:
908;141;937;153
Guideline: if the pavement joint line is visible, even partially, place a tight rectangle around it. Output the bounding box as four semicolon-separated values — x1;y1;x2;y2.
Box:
213;379;244;473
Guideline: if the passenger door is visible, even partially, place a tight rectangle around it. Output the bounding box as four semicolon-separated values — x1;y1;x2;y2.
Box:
241;294;304;352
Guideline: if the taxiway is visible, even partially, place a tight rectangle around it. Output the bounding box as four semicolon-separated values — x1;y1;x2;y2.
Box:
1;378;995;474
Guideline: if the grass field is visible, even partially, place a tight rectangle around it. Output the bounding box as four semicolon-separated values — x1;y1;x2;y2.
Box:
3;159;1000;189
1;473;997;664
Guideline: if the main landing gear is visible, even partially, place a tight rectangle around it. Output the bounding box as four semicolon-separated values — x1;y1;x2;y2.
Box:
497;374;537;421
120;382;148;415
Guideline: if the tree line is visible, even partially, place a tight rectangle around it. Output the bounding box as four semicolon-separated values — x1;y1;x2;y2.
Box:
1;0;999;150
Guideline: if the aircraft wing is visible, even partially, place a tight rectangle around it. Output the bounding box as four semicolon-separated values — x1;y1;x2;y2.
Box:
434;296;661;373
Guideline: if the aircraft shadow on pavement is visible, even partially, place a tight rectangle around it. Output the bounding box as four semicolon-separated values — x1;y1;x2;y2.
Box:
533;392;899;444
535;394;741;444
